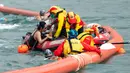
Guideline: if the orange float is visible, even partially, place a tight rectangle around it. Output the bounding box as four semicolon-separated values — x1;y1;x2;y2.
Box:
17;44;29;53
3;26;125;73
117;48;126;54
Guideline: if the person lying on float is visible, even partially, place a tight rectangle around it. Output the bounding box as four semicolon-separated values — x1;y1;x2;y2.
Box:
54;29;101;58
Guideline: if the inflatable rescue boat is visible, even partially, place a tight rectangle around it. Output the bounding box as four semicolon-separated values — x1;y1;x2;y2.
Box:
4;26;125;73
1;5;125;73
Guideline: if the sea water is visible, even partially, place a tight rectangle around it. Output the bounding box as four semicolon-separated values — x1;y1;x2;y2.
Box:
0;0;130;73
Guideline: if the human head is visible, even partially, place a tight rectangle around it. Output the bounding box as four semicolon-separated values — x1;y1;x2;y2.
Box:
39;10;46;16
68;29;78;39
37;21;46;31
44;49;53;58
67;12;76;24
22;32;32;43
48;6;62;18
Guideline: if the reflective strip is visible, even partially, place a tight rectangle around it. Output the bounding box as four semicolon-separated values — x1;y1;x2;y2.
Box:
78;33;90;40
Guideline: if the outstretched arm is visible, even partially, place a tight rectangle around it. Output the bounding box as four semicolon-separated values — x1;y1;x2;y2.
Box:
81;42;101;55
54;13;64;38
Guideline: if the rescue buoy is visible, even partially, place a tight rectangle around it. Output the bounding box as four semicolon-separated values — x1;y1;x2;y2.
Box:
117;48;126;54
17;44;29;53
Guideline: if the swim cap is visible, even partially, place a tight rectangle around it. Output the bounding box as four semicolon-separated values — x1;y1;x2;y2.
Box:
40;10;46;16
37;21;46;29
44;49;53;58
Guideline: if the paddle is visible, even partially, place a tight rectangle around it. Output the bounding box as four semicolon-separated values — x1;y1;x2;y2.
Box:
109;41;130;44
95;41;130;45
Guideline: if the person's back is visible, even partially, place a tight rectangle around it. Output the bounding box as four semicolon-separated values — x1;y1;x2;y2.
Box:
65;11;85;35
77;29;101;55
63;38;83;57
54;29;84;57
77;32;95;46
26;21;52;50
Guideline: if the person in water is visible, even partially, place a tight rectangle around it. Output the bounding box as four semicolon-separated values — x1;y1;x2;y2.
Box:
65;11;86;35
36;10;50;21
0;17;7;21
54;29;101;57
26;21;52;51
48;5;67;39
22;21;65;59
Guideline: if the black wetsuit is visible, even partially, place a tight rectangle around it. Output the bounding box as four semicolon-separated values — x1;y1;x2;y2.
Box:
28;34;38;50
28;31;50;51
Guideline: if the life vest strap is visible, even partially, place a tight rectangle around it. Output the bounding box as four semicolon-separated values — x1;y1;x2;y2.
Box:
78;33;90;40
55;10;63;17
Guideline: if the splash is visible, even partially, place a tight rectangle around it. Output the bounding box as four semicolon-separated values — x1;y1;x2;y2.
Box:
0;23;19;30
26;17;35;21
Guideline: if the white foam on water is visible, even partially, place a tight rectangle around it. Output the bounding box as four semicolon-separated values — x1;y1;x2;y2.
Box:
0;23;19;30
26;17;35;21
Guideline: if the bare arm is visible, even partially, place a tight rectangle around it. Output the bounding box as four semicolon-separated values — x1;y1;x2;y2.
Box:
35;16;42;21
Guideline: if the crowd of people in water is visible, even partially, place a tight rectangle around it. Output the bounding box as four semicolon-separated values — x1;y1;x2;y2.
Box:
18;5;107;59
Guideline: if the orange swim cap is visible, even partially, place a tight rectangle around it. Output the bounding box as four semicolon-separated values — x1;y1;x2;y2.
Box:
17;44;29;53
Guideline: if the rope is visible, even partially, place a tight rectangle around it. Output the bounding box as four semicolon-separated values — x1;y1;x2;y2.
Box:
70;55;81;71
70;53;93;71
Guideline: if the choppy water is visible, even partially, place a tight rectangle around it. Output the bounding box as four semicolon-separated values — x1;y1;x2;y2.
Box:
0;0;130;73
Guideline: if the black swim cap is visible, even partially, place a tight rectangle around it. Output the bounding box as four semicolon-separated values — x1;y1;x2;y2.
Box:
40;10;46;16
44;49;53;58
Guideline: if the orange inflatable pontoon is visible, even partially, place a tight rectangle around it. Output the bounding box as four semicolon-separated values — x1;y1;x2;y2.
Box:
0;5;39;16
3;26;125;73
